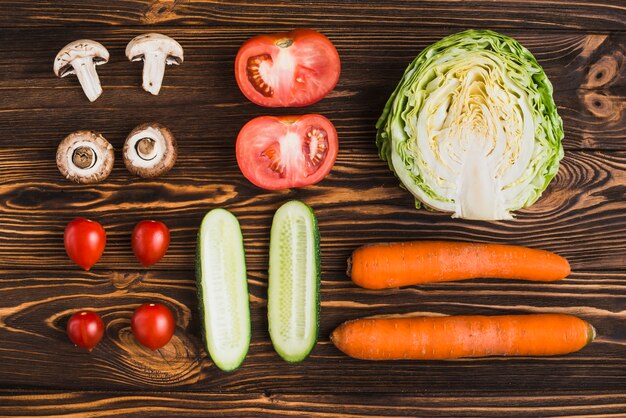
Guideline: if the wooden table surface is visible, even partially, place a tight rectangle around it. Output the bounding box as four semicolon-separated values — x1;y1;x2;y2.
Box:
1;1;625;416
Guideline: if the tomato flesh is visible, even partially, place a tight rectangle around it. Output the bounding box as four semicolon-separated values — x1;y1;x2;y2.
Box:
235;29;340;107
236;114;338;190
247;53;274;97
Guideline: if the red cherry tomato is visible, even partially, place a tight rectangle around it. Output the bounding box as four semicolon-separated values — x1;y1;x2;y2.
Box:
67;310;105;351
131;303;175;350
64;218;106;270
131;220;170;267
235;29;340;107
236;114;338;190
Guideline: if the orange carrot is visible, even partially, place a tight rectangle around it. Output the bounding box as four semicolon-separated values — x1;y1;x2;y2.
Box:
331;314;595;360
348;241;570;289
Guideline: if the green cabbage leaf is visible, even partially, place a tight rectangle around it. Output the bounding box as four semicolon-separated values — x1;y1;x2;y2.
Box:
376;30;564;220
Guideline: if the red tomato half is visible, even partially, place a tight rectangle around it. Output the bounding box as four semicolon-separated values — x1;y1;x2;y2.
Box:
236;115;338;190
235;29;340;107
64;218;106;271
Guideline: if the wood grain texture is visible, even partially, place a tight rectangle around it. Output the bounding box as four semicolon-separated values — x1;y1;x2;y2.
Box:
0;151;625;271
0;269;624;392
0;0;625;31
1;0;625;415
1;390;626;417
0;29;624;150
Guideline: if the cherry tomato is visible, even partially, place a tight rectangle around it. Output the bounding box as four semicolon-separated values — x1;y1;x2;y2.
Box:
235;29;340;107
131;303;175;350
131;220;170;267
67;310;105;351
64;218;106;270
236;114;338;190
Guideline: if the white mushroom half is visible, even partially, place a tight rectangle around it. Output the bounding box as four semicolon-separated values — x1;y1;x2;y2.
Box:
54;40;109;102
56;131;115;184
126;33;184;95
123;122;177;178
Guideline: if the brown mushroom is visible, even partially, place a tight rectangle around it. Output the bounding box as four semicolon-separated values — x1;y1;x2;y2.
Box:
123;123;177;178
56;130;114;184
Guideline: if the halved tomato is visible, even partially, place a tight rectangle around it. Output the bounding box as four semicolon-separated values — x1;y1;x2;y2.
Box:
236;114;338;190
235;29;340;107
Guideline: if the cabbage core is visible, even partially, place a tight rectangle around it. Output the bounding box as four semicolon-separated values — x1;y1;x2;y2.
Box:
377;30;564;220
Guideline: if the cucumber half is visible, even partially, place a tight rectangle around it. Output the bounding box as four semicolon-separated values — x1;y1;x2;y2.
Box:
268;200;320;362
196;209;250;371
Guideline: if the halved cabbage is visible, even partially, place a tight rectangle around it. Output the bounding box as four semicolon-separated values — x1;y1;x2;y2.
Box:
376;30;564;220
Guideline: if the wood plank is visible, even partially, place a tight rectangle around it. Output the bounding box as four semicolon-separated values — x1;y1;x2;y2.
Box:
0;269;623;392
0;150;624;271
1;390;626;417
0;0;624;413
0;29;623;150
0;0;625;31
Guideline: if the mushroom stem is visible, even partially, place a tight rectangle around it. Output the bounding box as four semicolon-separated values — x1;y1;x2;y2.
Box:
72;146;96;169
142;52;167;95
71;57;103;102
136;138;157;160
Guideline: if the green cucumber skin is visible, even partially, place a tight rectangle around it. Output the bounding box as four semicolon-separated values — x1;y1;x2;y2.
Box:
196;209;251;372
268;200;321;363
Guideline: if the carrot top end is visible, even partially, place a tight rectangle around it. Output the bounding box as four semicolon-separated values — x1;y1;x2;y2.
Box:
587;323;597;343
346;256;352;278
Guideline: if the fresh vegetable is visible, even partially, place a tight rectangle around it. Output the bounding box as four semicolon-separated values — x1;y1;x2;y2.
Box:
235;28;340;107
123;122;177;178
236;114;338;190
268;200;320;362
131;303;175;350
64;218;106;270
331;314;595;360
376;30;564;220
196;209;250;371
67;310;105;351
126;33;184;96
132;220;170;267
349;241;570;289
54;40;109;102
56;130;114;184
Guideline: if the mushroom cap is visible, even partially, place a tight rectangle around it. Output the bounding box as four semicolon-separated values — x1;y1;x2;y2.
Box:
123;122;177;178
54;40;109;77
125;33;184;65
56;130;115;184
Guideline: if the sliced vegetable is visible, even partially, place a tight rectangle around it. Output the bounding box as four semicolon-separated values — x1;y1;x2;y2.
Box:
196;209;250;371
331;314;595;360
54;40;109;102
349;241;570;289
268;200;320;362
126;33;184;96
236;114;338;190
376;30;564;220
235;29;340;107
